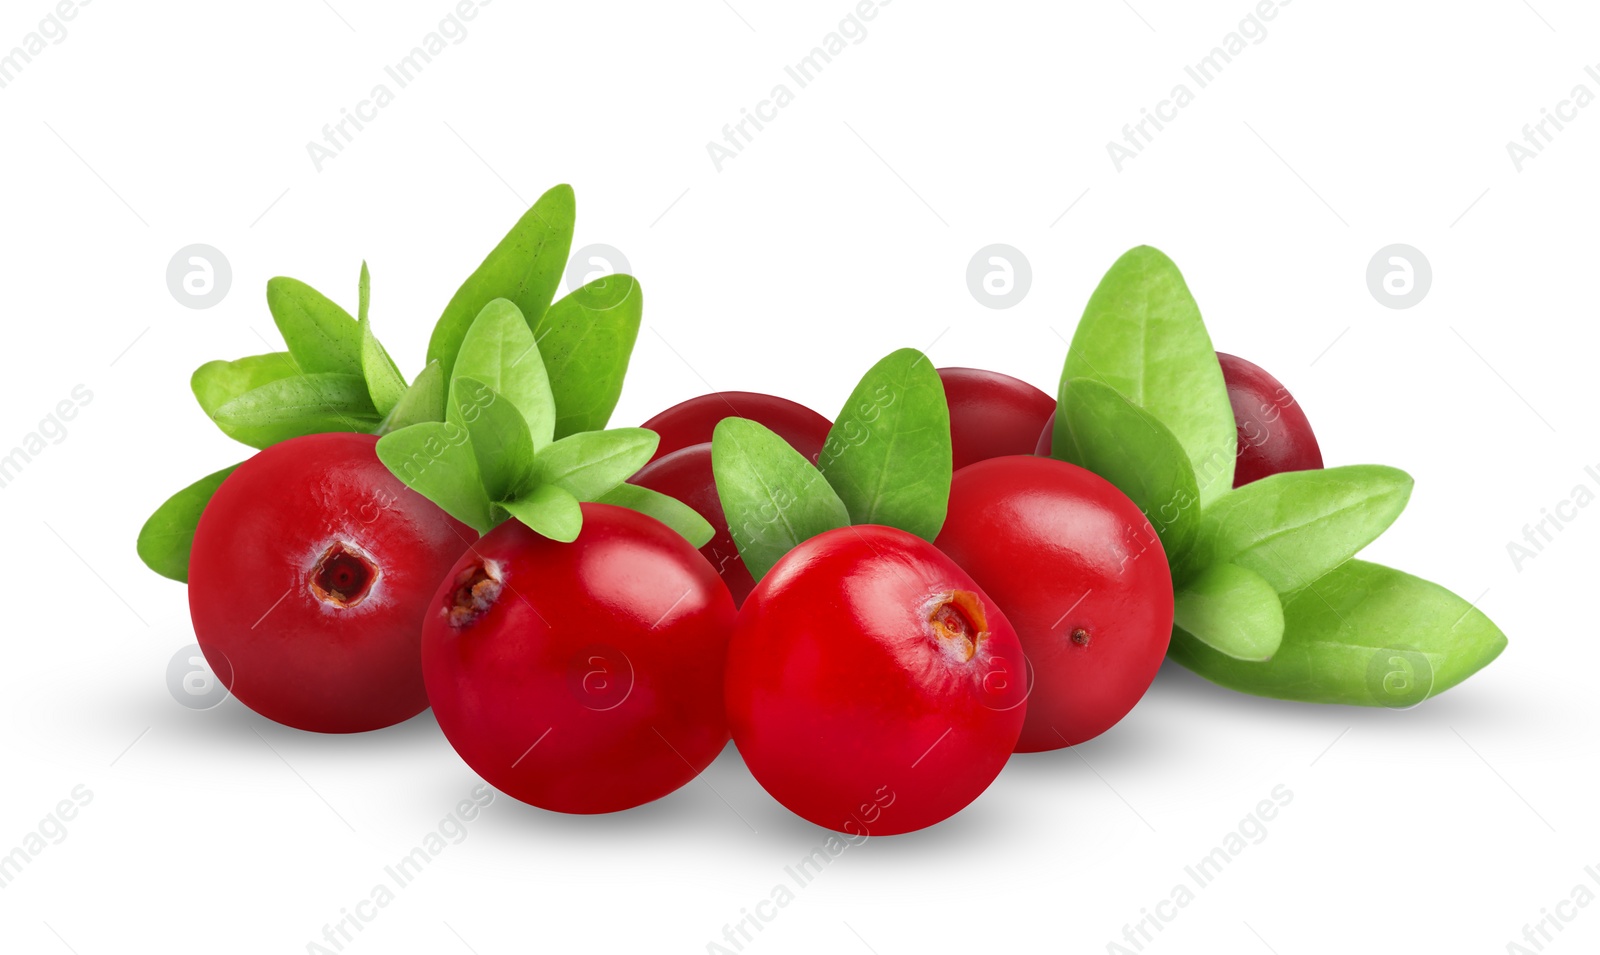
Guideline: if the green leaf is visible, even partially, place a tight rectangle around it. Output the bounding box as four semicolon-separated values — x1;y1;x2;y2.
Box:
376;421;494;532
210;374;381;449
357;262;407;417
427;184;575;381
267;277;363;376
713;417;851;581
453;377;535;503
1063;246;1236;505
502;484;583;543
379;360;447;433
191;352;302;417
1052;377;1201;561
599;483;715;548
537;274;644;438
450;299;556;447
1168;559;1508;706
1180;465;1414;592
1173;563;1284;662
136;465;240;582
532;427;658;501
815;348;951;541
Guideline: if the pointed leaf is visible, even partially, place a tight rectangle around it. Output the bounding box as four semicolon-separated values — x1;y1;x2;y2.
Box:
598;483;715;548
379;360;447;433
450;299;556;447
537;274;644;438
713;417;850;581
191;353;302;417
357;263;407;416
1173;563;1284;662
376;422;494;532
136;465;240;582
816;348;951;541
453;377;535;503
267;277;363;376
502;484;583;543
210;374;380;449
533;428;658;501
428;184;575;380
1064;247;1236;504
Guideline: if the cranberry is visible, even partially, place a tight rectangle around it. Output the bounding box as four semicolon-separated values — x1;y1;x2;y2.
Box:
1217;352;1323;487
188;433;474;733
640;391;831;464
935;455;1173;750
627;442;755;605
938;367;1056;471
726;525;1026;834
422;504;736;814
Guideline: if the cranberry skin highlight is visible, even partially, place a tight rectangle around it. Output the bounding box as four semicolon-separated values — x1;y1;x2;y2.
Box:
627;442;755;606
422;504;736;814
188;432;474;734
935;456;1173;750
1217;352;1324;487
640;391;831;464
938;367;1056;471
727;525;1027;835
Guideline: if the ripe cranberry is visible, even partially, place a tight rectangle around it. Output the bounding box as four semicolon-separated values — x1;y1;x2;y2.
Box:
935;456;1173;750
1217;352;1323;487
188;433;474;733
627;442;755;605
640;391;831;464
727;525;1026;835
938;367;1055;471
422;504;736;814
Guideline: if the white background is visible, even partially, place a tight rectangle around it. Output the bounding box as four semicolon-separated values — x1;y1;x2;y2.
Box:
1;1;1594;952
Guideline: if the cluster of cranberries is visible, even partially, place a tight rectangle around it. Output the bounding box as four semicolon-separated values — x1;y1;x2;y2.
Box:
188;355;1321;835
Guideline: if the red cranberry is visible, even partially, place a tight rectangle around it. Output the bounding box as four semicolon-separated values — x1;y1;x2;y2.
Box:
422;504;736;814
935;455;1173;750
938;367;1055;471
1217;352;1323;487
640;391;831;464
726;525;1027;834
627;442;754;605
188;433;474;733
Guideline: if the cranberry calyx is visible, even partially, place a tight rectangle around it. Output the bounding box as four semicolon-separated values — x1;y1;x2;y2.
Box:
447;560;503;627
309;541;379;608
927;590;988;662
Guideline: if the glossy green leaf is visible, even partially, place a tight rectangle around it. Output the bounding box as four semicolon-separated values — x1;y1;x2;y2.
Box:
191;352;301;417
379;360;447;433
816;348;951;541
427;184;575;380
1052;377;1201;560
599;483;715;548
210;374;381;449
532;428;658;501
537;274;643;438
135;465;240;583
713;417;851;581
357;262;407;417
1173;563;1284;662
266;277;363;376
453;377;535;504
1063;247;1236;505
376;421;494;532
451;299;556;448
502;484;583;543
1181;465;1414;592
1168;559;1508;706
